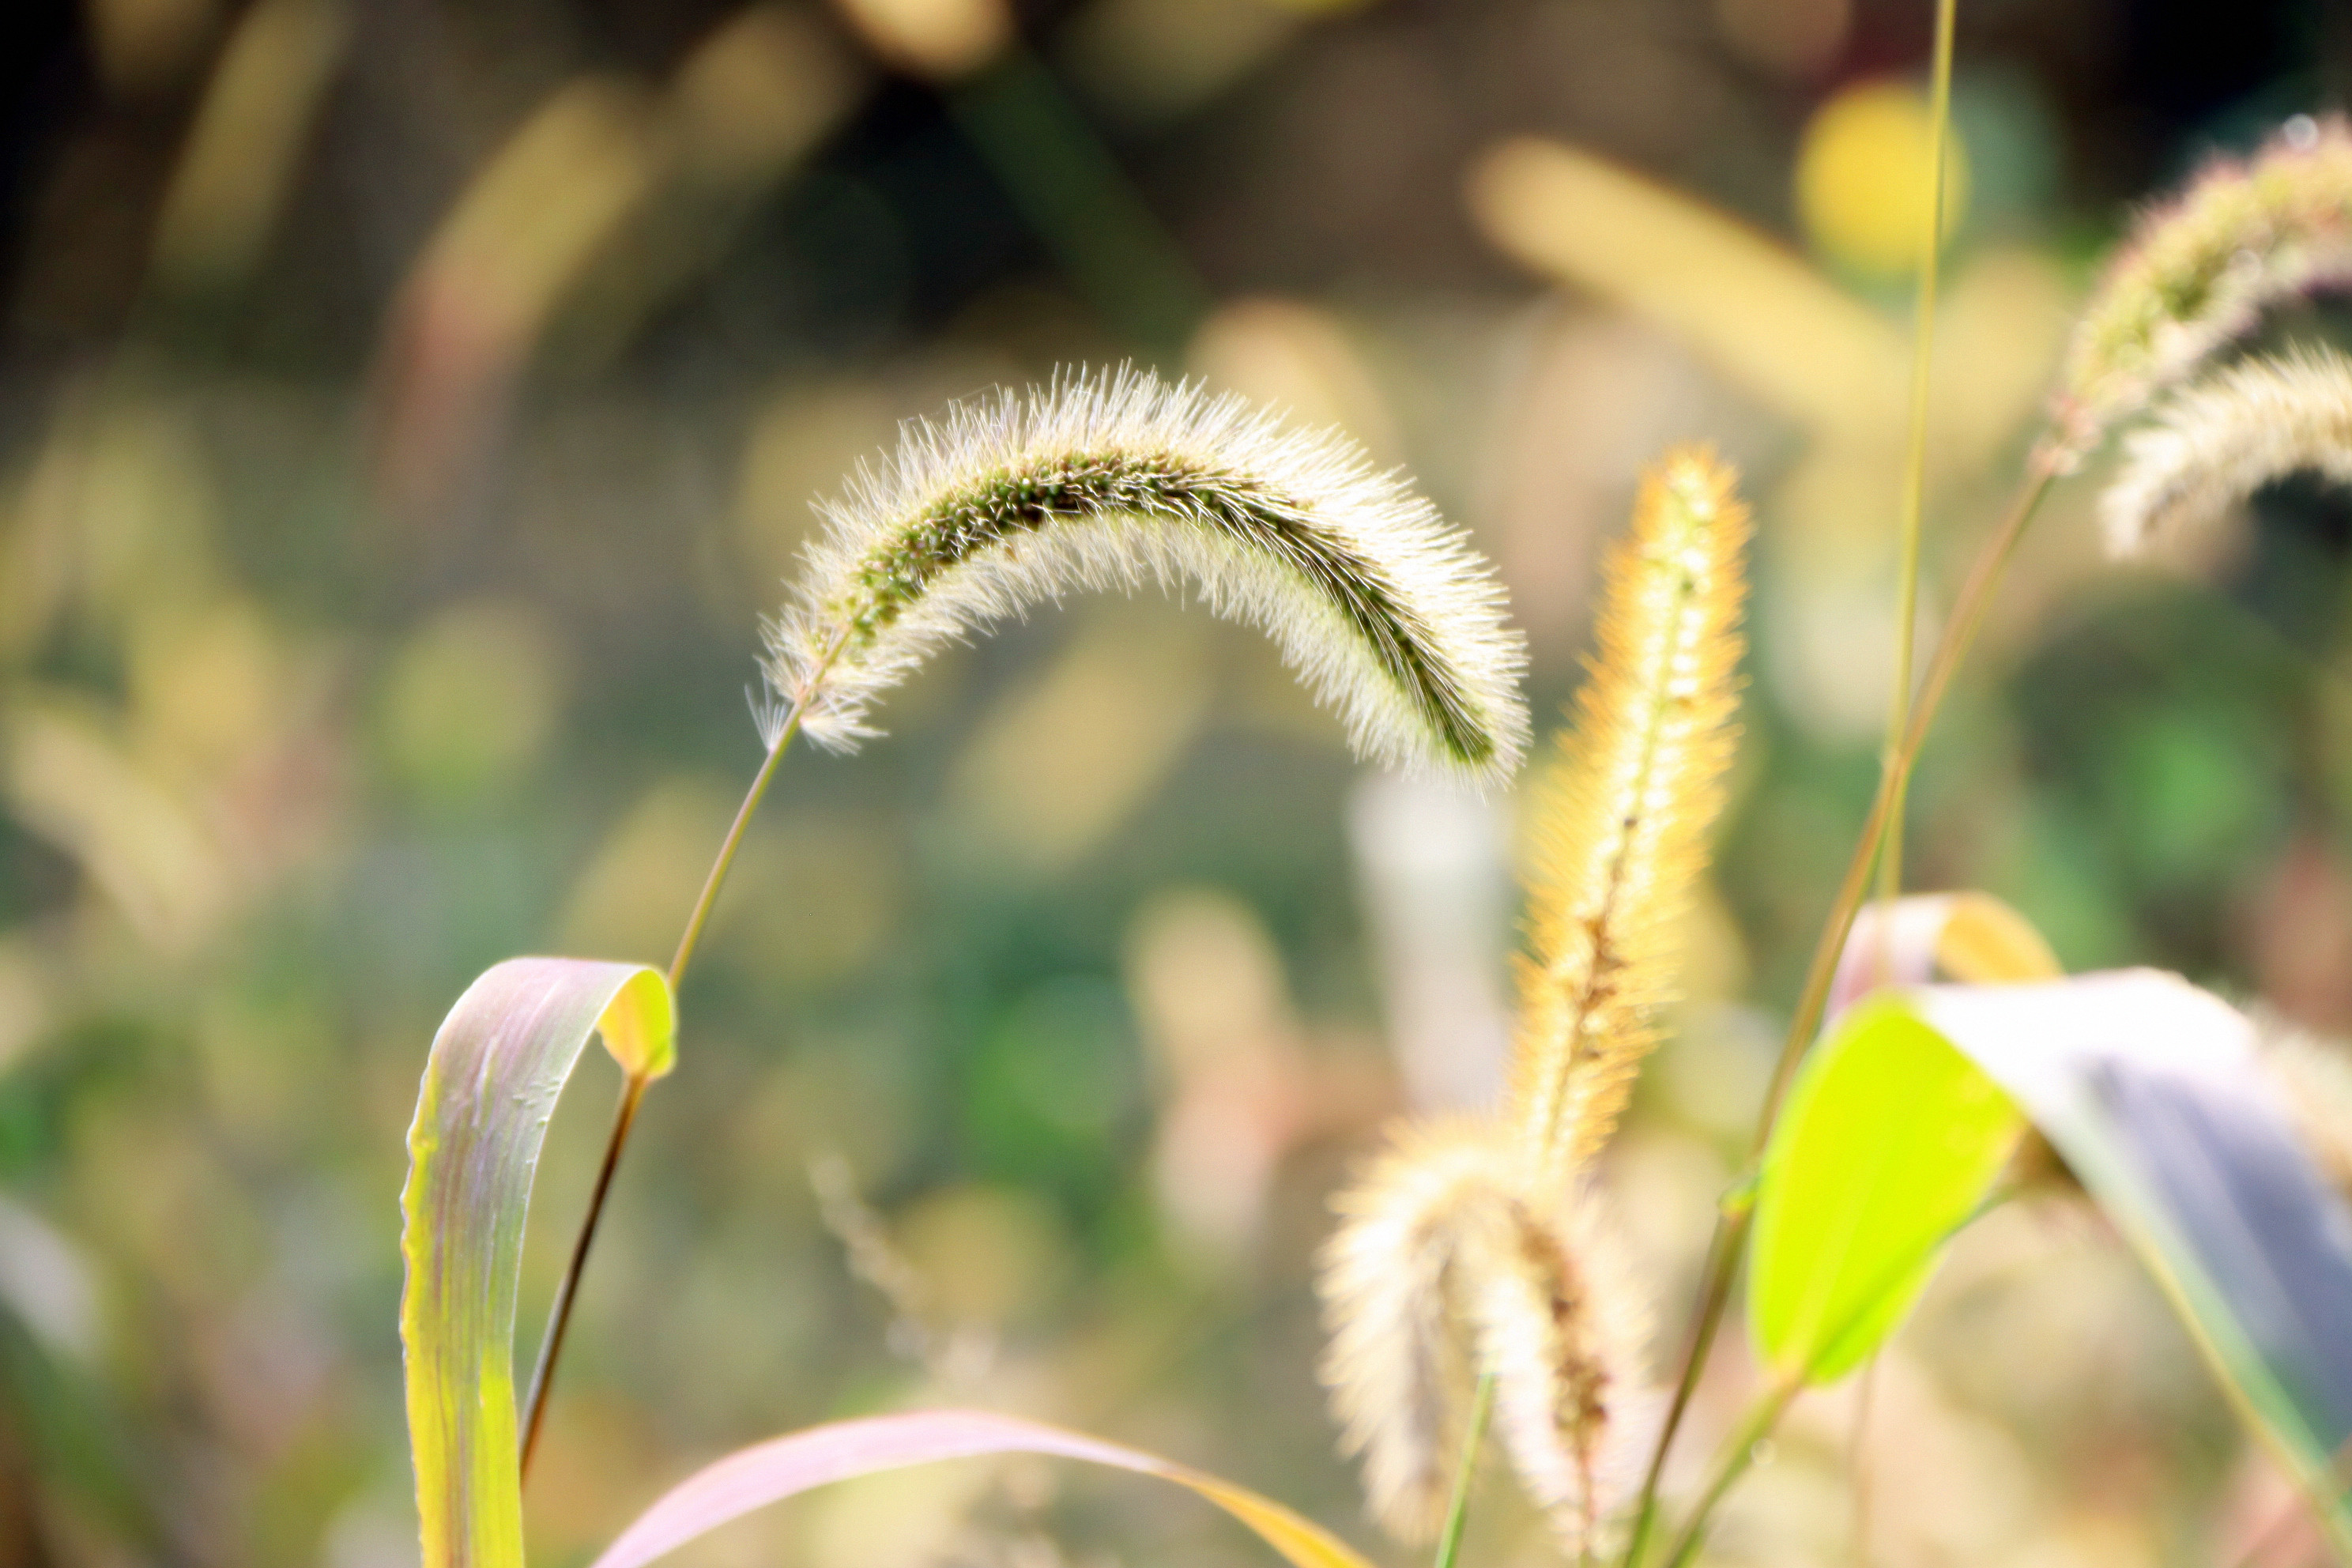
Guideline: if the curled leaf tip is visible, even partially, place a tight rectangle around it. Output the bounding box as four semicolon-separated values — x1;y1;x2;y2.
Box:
762;365;1530;783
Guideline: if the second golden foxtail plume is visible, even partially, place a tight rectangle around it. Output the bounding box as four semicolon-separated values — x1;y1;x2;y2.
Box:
1510;447;1749;1190
1318;448;1747;1553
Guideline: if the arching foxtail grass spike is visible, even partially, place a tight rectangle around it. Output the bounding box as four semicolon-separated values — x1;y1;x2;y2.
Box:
1315;1119;1653;1555
2047;114;2352;470
2100;347;2352;557
1507;447;1749;1193
761;366;1530;785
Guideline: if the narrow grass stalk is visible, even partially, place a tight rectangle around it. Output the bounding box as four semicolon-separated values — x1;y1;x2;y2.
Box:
1875;0;1958;919
518;677;821;1480
1654;1381;1801;1568
1617;1199;1748;1567
1618;459;2057;1563
519;1072;647;1476
1433;1374;1497;1568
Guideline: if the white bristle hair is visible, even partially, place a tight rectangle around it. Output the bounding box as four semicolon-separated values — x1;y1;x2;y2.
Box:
760;366;1529;784
2101;346;2352;558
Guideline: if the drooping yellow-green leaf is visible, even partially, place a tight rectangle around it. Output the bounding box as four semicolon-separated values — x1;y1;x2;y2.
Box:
1748;996;2025;1383
401;957;675;1568
399;960;1374;1568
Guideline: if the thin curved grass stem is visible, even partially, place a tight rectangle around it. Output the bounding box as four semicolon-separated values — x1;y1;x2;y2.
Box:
1657;1381;1802;1568
1875;0;1960;931
519;1070;647;1477
1618;460;2056;1566
1434;1374;1497;1568
519;660;835;1483
1618;1200;1750;1567
666;709;805;992
1762;460;2056;1143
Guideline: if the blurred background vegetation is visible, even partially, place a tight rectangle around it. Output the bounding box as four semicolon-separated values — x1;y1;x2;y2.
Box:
1;0;2350;1563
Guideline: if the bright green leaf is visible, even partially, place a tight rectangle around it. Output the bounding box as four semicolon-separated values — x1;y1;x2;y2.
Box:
1749;996;2025;1383
401;957;675;1568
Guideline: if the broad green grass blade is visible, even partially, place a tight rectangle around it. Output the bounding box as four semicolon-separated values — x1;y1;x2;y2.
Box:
1749;996;2026;1383
587;1408;1377;1568
401;958;676;1568
1914;971;2352;1544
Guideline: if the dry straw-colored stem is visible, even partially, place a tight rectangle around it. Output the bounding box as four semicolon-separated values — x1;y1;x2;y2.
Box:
1876;0;1958;922
1622;458;2057;1563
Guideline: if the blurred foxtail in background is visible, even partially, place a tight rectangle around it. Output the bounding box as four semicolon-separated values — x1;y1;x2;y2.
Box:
1508;448;1749;1192
1317;447;1747;1558
2047;113;2352;469
2099;346;2352;559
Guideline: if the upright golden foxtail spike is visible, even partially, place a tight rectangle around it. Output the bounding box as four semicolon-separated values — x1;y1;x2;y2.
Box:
1317;449;1744;1553
1508;447;1750;1191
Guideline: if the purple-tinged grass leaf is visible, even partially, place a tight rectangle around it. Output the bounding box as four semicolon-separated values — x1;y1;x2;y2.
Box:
401;958;674;1568
1915;971;2352;1543
588;1409;1378;1568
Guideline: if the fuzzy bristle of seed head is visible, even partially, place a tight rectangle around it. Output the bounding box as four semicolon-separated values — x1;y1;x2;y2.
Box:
1506;446;1749;1192
2099;346;2352;559
760;366;1530;784
1315;1119;1656;1551
1463;1187;1656;1559
2049;114;2352;468
1317;1120;1518;1541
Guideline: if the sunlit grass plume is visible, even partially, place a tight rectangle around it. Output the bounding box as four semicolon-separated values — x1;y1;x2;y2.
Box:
1317;1119;1650;1551
1317;447;1748;1556
1509;447;1750;1190
763;366;1531;783
2048;114;2352;468
2100;345;2352;557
